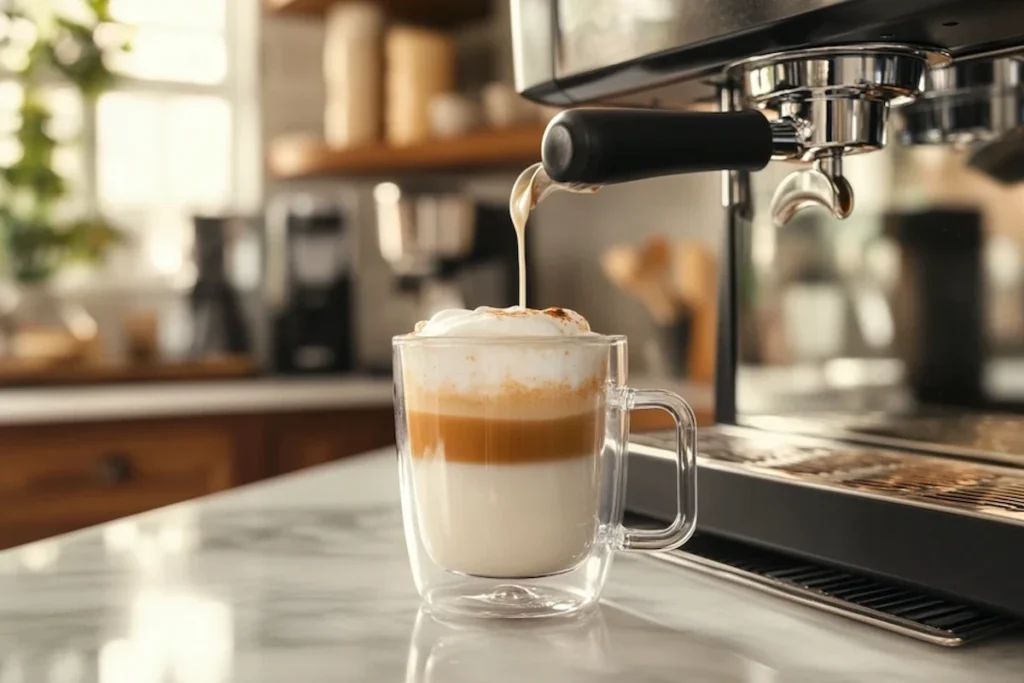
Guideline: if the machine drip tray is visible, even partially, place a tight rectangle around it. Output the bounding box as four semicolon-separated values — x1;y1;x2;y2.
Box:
628;426;1024;619
644;531;1020;647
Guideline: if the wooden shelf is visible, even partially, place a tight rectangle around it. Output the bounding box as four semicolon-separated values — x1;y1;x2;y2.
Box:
265;0;489;26
268;124;545;179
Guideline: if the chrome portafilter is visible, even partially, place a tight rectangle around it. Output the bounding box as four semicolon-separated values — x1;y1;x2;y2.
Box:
727;44;949;225
896;55;1024;184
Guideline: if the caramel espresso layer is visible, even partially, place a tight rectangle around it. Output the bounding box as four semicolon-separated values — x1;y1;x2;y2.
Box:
404;377;605;419
408;410;604;464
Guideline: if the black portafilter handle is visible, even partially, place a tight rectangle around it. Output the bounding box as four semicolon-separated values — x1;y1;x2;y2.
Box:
541;108;774;185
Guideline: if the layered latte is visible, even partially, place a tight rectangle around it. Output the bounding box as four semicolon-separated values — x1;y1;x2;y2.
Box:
402;306;607;579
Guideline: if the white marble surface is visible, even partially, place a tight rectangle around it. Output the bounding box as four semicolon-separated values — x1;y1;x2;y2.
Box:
0;375;710;426
1;449;1022;683
0;376;393;424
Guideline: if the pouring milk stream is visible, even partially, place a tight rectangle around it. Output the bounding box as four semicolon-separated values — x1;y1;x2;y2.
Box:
509;162;600;308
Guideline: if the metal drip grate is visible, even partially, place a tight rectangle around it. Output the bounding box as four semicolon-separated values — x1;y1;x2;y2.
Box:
841;464;1024;514
695;430;907;474
637;428;1024;523
650;533;1020;646
743;411;1024;467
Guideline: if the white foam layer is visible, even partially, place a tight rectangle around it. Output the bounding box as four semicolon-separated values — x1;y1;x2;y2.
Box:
415;306;591;337
412;456;600;578
404;306;605;395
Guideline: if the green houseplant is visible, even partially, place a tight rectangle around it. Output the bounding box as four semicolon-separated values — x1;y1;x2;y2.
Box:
1;0;129;286
0;0;130;357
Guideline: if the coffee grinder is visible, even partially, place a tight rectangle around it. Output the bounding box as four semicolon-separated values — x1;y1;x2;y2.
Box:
190;215;252;358
269;197;356;374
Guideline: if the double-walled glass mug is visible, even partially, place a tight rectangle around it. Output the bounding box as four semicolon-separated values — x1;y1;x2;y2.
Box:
393;334;698;618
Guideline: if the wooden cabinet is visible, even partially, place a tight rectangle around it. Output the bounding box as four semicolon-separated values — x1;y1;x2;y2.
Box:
274;408;397;473
0;406;394;550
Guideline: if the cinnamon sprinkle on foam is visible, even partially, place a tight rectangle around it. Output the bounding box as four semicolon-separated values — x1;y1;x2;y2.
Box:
411;306;592;337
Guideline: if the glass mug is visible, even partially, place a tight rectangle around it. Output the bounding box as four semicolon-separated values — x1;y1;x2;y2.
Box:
393;334;698;618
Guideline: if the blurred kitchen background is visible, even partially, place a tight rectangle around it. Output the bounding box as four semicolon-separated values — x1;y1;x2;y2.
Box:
1;0;1023;550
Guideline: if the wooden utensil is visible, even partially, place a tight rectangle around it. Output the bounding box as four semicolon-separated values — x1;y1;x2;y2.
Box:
602;238;683;325
671;244;718;382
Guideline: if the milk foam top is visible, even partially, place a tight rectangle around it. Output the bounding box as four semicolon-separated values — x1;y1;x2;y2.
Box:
402;307;607;413
414;306;592;337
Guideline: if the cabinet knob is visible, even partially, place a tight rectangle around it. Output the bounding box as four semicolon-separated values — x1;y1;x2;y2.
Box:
96;453;134;485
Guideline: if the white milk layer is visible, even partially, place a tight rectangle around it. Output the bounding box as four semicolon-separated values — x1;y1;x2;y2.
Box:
412;455;601;578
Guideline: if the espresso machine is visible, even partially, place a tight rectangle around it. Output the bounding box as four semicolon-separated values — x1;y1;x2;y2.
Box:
513;0;1024;644
374;183;523;322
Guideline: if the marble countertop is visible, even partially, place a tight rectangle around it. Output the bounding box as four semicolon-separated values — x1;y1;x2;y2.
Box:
0;376;394;425
1;449;1021;683
0;375;710;426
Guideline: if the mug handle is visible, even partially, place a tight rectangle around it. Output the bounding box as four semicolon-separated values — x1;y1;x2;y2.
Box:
618;388;698;551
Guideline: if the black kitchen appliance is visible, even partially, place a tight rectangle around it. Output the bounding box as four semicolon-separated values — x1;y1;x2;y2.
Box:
270;200;355;374
511;0;1024;625
886;208;985;408
190;215;252;358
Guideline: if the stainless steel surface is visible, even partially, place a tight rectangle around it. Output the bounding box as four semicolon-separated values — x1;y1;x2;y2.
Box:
743;411;1024;469
510;0;559;101
730;45;944;224
650;552;960;646
928;56;1024;93
899;57;1024;145
513;0;910;98
730;44;944;110
512;0;1024;104
554;0;848;81
773;98;889;160
647;546;1018;646
769;152;854;225
767;117;803;158
966;126;1024;183
898;56;1024;182
633;425;1024;525
373;183;475;277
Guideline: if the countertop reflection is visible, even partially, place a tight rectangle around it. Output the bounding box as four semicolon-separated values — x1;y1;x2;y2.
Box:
407;606;778;682
0;449;1022;682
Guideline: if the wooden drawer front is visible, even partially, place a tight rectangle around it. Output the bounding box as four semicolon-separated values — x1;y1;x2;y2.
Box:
0;422;237;538
276;407;396;473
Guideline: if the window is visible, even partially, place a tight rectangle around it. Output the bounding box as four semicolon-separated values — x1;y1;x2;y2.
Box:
106;0;228;85
98;0;258;285
3;0;259;287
